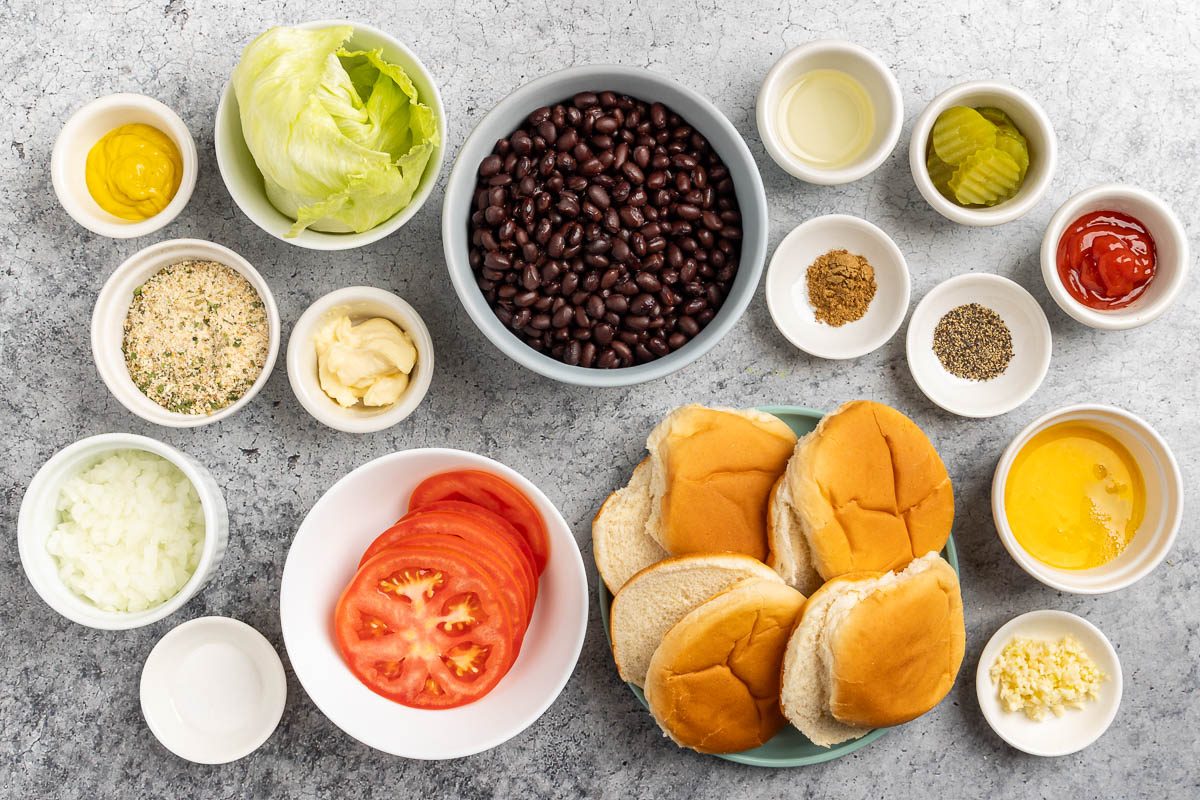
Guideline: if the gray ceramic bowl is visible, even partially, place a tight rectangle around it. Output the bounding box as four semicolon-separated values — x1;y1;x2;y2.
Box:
442;65;768;387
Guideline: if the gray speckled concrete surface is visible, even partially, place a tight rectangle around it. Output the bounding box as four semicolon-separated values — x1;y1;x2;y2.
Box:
2;1;1198;797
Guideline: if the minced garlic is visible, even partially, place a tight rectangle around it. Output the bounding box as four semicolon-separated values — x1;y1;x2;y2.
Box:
989;635;1105;721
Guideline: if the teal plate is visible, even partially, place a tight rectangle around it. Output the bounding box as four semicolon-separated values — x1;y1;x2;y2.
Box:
597;404;960;767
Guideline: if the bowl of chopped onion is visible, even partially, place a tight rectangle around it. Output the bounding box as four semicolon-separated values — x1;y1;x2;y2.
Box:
17;433;228;630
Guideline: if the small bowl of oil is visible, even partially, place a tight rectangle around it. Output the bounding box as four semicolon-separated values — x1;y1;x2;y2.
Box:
755;40;903;185
991;404;1182;594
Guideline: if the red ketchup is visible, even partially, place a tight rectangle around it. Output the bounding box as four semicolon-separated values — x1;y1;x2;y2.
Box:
1056;210;1157;310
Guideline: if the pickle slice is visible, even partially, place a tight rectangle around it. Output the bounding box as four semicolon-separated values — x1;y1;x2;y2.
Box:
931;106;997;165
949;147;1022;206
926;152;956;200
977;106;1019;134
994;127;1030;182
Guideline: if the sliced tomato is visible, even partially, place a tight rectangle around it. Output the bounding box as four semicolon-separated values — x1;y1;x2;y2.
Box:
409;470;551;574
334;547;517;709
369;530;531;634
361;511;537;611
400;502;538;594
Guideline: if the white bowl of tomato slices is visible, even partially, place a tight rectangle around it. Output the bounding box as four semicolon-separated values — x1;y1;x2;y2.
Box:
280;448;588;759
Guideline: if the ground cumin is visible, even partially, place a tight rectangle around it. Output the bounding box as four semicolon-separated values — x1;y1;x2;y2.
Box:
805;249;877;326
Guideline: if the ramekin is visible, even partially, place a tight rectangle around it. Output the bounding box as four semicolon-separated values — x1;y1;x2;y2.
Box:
51;93;198;239
910;81;1057;226
756;40;903;185
17;433;229;630
286;287;435;433
991;404;1182;594
1040;184;1189;330
91;238;281;428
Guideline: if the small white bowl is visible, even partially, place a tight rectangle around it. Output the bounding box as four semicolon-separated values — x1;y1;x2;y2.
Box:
991;404;1182;594
765;214;910;359
141;616;286;764
286;286;435;433
51;93;198;239
17;433;229;630
976;610;1122;757
910;81;1057;226
1040;184;1189;330
214;20;445;250
280;448;589;759
906;273;1051;418
756;40;903;185
92;238;281;428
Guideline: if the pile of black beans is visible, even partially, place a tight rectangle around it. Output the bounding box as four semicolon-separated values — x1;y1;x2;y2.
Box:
467;91;743;369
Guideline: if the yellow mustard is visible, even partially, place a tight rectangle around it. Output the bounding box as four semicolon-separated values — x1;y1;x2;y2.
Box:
85;123;182;221
314;314;417;408
1004;422;1144;570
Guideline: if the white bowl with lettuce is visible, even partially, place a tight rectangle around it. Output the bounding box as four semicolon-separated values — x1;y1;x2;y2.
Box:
215;22;444;250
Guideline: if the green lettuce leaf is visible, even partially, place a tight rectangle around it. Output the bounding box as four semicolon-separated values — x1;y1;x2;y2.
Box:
232;25;438;236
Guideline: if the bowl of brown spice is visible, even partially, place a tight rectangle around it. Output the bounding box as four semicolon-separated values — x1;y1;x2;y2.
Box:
91;239;281;427
765;214;910;359
905;273;1051;418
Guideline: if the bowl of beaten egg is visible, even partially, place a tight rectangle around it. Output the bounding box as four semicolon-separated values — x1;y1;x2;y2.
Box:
991;404;1182;594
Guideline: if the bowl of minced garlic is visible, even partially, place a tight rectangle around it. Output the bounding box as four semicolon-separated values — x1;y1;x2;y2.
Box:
286;287;435;433
976;609;1122;757
52;94;198;238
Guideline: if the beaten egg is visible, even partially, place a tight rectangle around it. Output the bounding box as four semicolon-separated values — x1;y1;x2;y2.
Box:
1004;422;1144;570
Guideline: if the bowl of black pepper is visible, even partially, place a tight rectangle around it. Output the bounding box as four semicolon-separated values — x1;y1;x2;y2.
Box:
442;66;768;386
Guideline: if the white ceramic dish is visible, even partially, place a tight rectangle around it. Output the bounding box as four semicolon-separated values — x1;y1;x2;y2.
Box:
141;616;287;764
766;214;910;359
909;81;1057;226
976;610;1122;757
91;238;281;428
1040;184;1189;330
756;40;903;185
214;20;445;251
51;93;198;239
441;64;768;388
906;273;1051;418
286;286;435;433
280;448;588;759
17;433;228;630
991;404;1182;594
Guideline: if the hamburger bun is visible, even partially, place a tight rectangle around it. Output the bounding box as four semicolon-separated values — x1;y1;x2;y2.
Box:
769;400;953;583
779;552;965;747
609;553;783;687
644;578;806;754
592;459;668;594
646;405;796;561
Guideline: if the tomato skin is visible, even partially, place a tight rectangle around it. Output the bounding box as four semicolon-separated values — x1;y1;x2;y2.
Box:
361;510;537;610
334;547;517;709
401;500;539;591
410;470;551;574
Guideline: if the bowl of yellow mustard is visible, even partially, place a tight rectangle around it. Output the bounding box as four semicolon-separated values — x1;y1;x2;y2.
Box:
51;93;198;239
991;404;1183;594
285;286;435;433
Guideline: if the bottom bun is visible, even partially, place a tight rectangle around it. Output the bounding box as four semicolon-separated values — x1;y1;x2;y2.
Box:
644;578;806;754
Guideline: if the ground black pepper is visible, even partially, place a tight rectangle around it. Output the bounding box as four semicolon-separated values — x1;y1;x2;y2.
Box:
932;302;1013;380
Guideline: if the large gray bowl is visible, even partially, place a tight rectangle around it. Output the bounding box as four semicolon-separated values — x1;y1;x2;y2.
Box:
441;65;768;387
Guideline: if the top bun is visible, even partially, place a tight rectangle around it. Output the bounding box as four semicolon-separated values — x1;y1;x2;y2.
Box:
646;405;796;561
770;400;953;584
644;578;806;754
779;552;965;747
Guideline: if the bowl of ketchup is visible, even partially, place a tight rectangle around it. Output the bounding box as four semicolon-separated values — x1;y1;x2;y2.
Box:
1041;184;1188;330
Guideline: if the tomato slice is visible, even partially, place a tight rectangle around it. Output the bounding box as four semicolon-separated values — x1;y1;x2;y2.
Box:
409;470;551;574
403;500;539;589
369;531;532;640
334;547;517;709
361;510;537;612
